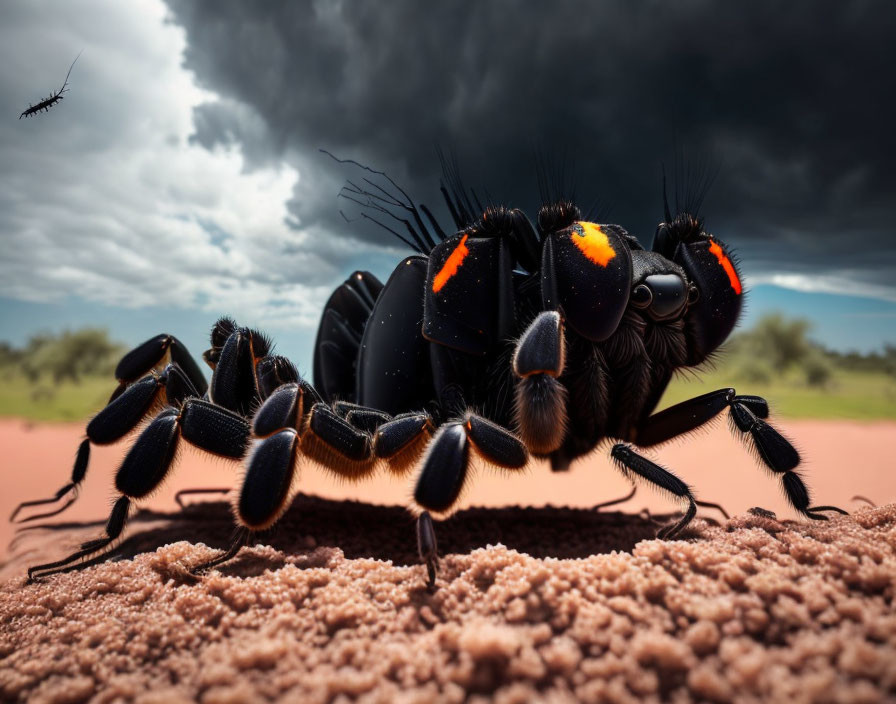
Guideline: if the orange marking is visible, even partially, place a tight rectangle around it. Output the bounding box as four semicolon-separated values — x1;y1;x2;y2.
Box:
571;221;616;267
708;240;742;294
432;234;470;293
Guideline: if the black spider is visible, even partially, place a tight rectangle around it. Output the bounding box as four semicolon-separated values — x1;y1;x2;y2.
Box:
16;156;847;585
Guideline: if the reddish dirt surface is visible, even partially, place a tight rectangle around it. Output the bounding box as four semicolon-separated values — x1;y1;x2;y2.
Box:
2;419;895;702
2;496;895;702
1;418;893;560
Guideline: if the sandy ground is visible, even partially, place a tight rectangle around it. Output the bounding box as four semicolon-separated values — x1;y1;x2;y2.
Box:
1;417;893;559
1;419;895;702
1;496;895;702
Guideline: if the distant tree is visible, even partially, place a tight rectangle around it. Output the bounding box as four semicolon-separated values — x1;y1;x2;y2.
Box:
747;314;812;371
885;345;896;377
802;349;833;388
728;313;836;385
0;342;23;370
17;329;126;383
822;342;896;377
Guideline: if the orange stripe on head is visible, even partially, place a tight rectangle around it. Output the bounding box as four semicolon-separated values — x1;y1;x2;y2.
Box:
708;240;742;295
572;222;616;267
432;234;470;293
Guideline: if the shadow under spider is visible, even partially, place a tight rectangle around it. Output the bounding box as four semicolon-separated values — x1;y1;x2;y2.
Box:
10;493;706;577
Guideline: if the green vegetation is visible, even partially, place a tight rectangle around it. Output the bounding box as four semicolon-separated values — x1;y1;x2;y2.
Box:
0;373;118;422
661;313;896;420
0;329;127;422
660;365;895;420
0;317;893;423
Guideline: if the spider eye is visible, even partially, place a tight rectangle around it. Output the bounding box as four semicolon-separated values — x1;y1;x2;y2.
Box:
687;284;700;305
631;284;652;308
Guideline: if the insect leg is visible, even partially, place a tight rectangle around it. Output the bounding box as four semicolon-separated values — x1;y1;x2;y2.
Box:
634;388;846;520
111;333;207;402
174;488;231;508
10;363;198;524
409;412;526;593
413;410;528;513
191;527;251;574
610;444;697;538
512;310;569;455
374;412;434;474
28;497;131;581
729;402;847;520
191;384;386;573
25;398;251;578
191;428;300;573
413;423;469;514
300;403;377;479
417;511;438;589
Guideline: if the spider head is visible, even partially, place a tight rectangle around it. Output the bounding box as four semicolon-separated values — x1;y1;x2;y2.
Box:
651;212;743;363
627;250;695;323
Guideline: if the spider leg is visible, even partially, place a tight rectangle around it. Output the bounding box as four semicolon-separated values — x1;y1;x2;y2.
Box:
410;411;527;587
610;444;697;538
25;400;250;579
190;527;251;574
113;400;248;503
416;511;438;589
191;390;386;573
168;335;303;511
12;493;80;524
695;498;730;520
592;485;638;511
333;402;392;433
28;497;130;581
374;412;434;474
414;424;470;514
414;413;528;513
634;388;847;520
110;333;207;403
175;488;231;508
512;310;569;455
10;363;198;524
301;403;378;479
208;324;278;416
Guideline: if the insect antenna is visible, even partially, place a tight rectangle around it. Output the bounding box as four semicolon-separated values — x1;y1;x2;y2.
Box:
535;145;578;208
18;50;82;120
59;50;83;95
321;149;443;254
437;145;480;230
668;143;720;218
338;209;421;252
662;164;673;223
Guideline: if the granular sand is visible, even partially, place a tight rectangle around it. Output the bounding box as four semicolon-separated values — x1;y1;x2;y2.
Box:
1;496;894;703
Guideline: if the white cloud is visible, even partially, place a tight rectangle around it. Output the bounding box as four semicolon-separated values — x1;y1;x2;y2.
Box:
749;272;896;303
0;0;384;334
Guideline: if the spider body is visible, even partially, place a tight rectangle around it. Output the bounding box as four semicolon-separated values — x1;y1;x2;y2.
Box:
17;163;846;584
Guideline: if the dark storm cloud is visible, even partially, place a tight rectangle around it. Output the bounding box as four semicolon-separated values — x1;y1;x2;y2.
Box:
0;0;364;333
165;0;896;297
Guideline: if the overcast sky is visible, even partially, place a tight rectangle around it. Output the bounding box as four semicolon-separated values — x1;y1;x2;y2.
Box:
1;0;894;369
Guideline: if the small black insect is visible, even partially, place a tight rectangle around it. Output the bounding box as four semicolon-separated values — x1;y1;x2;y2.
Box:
15;155;847;584
18;51;81;120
